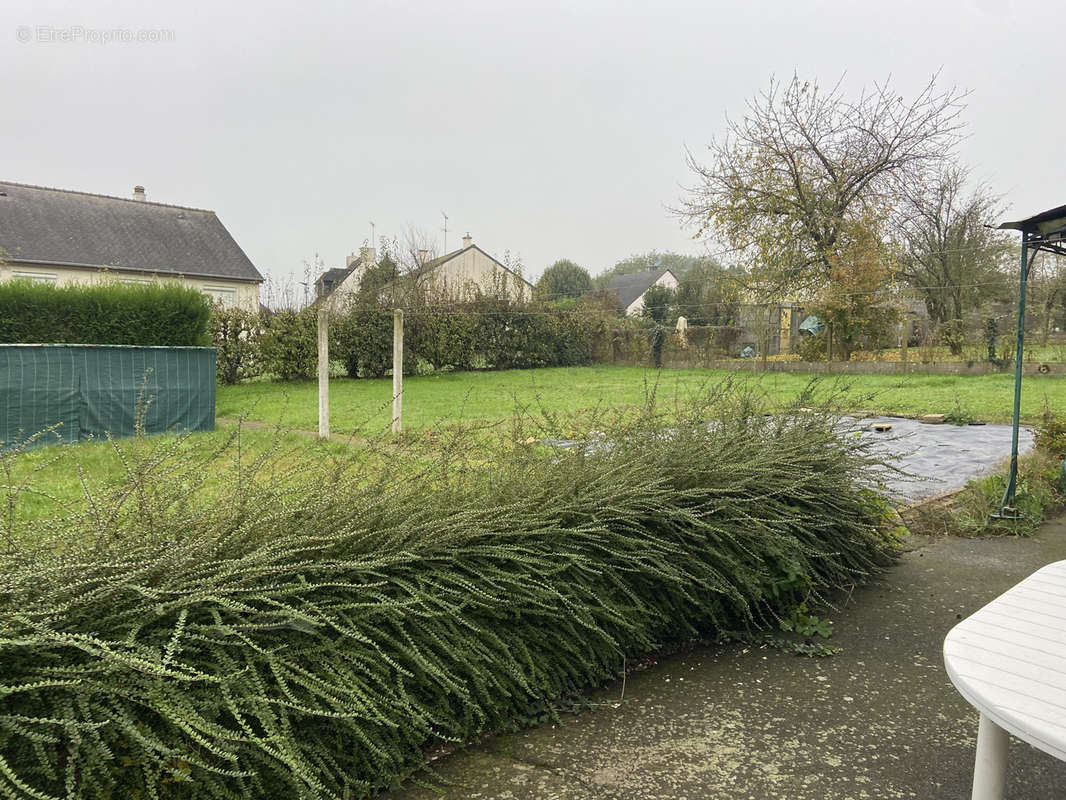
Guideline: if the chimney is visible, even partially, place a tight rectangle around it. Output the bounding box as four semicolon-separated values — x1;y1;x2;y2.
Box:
132;185;146;202
418;249;429;264
359;246;376;268
345;252;359;268
462;233;472;249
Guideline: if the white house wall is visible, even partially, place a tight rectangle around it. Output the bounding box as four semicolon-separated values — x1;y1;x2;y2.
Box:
324;266;367;311
625;271;680;316
427;249;531;301
0;262;261;311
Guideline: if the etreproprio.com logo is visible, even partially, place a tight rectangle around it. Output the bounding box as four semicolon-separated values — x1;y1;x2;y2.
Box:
16;25;176;44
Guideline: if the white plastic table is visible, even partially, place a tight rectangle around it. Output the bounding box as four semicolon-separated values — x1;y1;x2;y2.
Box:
943;559;1066;800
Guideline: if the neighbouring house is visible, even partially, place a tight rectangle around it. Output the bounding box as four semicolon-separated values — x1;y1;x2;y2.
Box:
605;267;680;316
416;234;532;302
316;234;533;308
0;181;263;310
315;246;377;308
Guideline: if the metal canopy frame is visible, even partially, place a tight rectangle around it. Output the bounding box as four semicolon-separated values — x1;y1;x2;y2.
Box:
993;204;1066;518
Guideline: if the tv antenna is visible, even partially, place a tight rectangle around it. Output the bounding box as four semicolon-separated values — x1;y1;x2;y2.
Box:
441;211;449;253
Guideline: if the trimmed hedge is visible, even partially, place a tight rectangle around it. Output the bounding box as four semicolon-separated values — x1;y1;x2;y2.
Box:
0;279;212;346
258;308;319;381
212;306;263;385
330;296;602;379
211;297;614;384
0;394;900;798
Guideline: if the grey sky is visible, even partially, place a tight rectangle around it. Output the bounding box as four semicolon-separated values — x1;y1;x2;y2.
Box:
2;0;1060;288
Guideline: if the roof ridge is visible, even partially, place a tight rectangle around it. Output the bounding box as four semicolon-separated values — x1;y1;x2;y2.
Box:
421;245;468;269
0;180;216;214
412;244;534;289
605;266;670;282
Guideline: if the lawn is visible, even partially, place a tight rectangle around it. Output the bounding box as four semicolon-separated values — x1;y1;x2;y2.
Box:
8;364;1064;526
1;426;360;524
217;365;1066;434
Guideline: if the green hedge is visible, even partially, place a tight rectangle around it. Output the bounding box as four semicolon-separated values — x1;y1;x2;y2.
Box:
0;394;899;798
258;308;318;381
213;298;611;383
0;279;212;346
212;306;263;385
330;296;601;379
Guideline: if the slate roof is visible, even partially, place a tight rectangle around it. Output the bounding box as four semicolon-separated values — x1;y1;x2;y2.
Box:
0;181;263;282
419;247;466;272
605;267;674;309
316;267;354;297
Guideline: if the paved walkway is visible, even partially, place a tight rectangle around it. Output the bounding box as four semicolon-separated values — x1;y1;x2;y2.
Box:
385;520;1066;800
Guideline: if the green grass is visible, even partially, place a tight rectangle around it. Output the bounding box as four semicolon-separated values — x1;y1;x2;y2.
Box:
217;365;1066;433
1;427;359;524
9;364;1065;526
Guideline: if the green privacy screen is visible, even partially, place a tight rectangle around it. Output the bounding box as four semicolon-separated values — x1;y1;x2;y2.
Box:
0;344;215;449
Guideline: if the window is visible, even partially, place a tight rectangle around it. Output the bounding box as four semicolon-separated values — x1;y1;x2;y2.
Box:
12;271;57;284
119;277;152;285
203;286;238;308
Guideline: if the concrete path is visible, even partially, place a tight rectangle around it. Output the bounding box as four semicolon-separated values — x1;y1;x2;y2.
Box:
384;521;1066;800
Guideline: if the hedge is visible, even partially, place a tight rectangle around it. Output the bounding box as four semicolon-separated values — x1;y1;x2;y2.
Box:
258;309;319;381
212;306;263;385
0;392;900;798
329;296;602;379
0;279;212;346
211;298;626;383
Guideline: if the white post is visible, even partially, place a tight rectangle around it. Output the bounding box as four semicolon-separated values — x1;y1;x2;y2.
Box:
970;713;1008;800
317;305;329;439
392;309;403;435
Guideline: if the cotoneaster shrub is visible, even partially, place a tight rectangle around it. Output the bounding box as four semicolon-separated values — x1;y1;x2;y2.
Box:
0;386;900;799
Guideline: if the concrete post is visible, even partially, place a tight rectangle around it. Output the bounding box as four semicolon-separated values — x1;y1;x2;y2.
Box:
317;306;329;439
392;309;403;435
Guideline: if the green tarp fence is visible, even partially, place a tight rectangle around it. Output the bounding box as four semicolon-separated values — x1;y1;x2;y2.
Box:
0;344;215;450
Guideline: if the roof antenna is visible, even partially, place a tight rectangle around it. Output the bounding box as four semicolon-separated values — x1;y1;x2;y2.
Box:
441;211;449;253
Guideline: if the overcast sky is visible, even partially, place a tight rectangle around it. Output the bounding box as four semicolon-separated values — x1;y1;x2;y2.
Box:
2;0;1061;287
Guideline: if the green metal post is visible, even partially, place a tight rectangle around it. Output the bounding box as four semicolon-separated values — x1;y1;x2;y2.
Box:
998;235;1029;516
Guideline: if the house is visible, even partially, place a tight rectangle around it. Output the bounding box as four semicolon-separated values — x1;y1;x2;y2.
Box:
315;246;377;308
605;267;680;316
317;234;533;307
416;234;532;302
0;181;263;310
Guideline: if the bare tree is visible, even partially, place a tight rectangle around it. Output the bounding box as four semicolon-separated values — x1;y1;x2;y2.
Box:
1027;253;1066;345
261;252;326;310
366;228;442;305
894;165;1013;332
397;226;440;275
679;73;967;296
